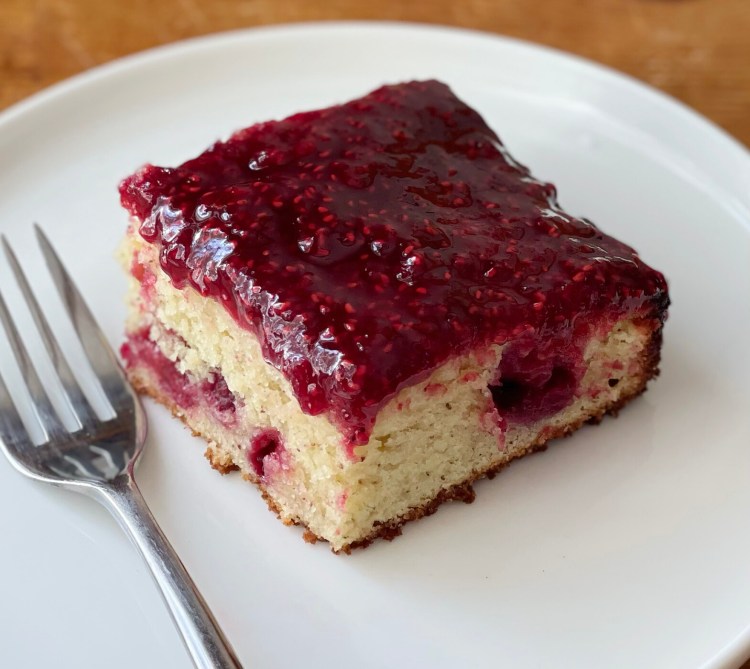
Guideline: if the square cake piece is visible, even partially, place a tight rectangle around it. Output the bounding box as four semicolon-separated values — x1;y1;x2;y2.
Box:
119;80;668;552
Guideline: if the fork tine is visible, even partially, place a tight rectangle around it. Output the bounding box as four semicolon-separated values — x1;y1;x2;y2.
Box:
0;368;35;456
2;236;98;430
0;369;47;479
0;288;65;443
35;225;132;408
0;367;71;482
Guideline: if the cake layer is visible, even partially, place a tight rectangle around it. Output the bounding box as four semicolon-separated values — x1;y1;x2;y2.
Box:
121;231;660;552
119;80;668;551
119;80;668;446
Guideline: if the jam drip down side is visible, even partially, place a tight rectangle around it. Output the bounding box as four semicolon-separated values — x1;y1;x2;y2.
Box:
120;80;669;448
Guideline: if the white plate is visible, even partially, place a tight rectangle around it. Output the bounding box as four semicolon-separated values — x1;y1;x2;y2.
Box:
1;22;749;669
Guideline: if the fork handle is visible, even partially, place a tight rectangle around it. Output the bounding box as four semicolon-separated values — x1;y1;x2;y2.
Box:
97;474;243;669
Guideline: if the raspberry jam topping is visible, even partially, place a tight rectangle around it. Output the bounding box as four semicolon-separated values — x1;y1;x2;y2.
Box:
120;80;668;446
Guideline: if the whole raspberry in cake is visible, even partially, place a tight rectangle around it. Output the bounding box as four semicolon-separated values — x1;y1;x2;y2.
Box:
119;80;668;552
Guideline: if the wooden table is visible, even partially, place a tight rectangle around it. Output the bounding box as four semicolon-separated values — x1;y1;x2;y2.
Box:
2;0;749;147
1;1;748;667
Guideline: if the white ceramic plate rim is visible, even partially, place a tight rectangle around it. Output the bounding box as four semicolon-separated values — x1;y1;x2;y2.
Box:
1;21;749;669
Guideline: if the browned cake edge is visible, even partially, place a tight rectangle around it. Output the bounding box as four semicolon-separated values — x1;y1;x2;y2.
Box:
126;317;663;554
338;360;656;553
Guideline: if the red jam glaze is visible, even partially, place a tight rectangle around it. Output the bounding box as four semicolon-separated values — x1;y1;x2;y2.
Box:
120;80;668;447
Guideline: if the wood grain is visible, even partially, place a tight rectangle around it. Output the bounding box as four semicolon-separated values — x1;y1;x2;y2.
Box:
1;1;748;667
2;0;749;146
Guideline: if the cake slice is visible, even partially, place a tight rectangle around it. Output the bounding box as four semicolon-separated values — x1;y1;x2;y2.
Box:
119;80;668;553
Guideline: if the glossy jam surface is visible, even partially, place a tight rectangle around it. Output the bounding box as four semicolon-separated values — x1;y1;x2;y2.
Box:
120;80;667;445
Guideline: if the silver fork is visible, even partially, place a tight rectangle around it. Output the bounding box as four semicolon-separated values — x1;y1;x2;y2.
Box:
0;226;242;669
